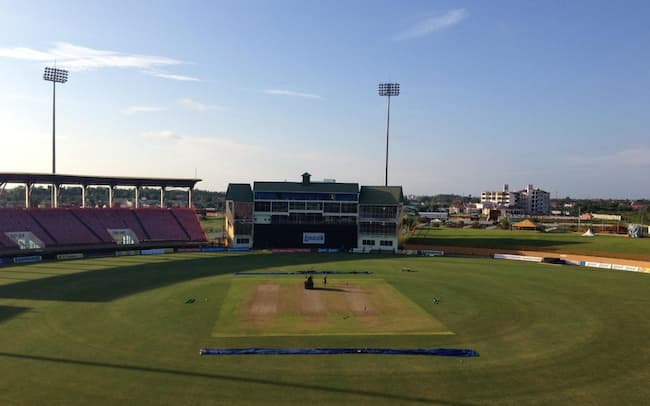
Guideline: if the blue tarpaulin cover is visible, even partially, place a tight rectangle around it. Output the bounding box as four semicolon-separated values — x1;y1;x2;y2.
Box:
200;348;478;357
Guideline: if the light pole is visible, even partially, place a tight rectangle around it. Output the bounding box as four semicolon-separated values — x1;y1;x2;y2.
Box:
378;83;399;186
43;66;68;207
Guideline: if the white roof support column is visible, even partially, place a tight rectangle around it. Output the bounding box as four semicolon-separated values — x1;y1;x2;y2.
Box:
134;186;140;208
108;185;114;208
188;187;193;208
81;184;87;208
25;183;31;208
52;183;59;208
160;186;166;208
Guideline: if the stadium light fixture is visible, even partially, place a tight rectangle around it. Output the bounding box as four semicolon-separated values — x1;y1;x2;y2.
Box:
378;83;399;186
43;66;69;175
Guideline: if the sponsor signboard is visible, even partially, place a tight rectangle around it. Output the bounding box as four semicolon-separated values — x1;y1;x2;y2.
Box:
202;247;225;252
611;264;639;272
228;247;250;252
56;253;84;260
141;248;166;255
584;261;612;269
177;248;202;252
13;255;43;264
303;232;325;245
494;254;543;262
591;213;622;221
115;250;140;257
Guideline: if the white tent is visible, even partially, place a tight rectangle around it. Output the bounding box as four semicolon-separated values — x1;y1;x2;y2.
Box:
582;229;595;237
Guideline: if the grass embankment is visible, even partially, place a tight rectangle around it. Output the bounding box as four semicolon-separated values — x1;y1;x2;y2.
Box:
408;227;650;260
0;253;649;404
199;216;224;240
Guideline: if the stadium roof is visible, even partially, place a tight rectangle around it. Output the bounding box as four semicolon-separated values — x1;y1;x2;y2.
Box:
225;183;253;202
0;172;201;188
254;181;359;194
359;186;404;205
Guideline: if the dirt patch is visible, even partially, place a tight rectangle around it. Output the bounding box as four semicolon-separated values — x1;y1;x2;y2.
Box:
247;283;279;318
344;285;377;316
300;288;327;317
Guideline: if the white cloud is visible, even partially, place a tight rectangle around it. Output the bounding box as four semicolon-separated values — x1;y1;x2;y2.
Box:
123;105;167;115
264;89;322;99
394;8;468;41
179;98;224;112
141;130;180;140
144;71;200;82
0;42;198;80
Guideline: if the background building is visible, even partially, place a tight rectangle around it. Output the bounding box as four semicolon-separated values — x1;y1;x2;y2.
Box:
357;186;404;251
225;173;403;251
481;183;550;215
224;183;254;248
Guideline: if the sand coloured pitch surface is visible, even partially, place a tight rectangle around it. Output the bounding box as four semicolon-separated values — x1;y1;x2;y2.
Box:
213;277;451;337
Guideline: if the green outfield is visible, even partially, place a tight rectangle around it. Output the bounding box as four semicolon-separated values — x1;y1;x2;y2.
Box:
1;252;649;405
408;227;650;260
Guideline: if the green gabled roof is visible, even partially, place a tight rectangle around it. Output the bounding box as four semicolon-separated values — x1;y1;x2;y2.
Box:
359;186;404;205
253;181;359;194
225;183;253;202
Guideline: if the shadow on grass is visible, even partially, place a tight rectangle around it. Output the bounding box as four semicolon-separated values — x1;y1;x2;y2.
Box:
0;254;362;302
0;351;478;405
0;305;30;324
309;287;347;292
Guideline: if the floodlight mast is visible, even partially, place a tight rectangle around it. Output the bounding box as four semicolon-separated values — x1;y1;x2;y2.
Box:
378;83;399;187
43;66;68;207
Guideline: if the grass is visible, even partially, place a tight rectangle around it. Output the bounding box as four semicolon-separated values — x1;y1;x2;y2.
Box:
1;252;649;405
199;216;224;239
408;227;650;260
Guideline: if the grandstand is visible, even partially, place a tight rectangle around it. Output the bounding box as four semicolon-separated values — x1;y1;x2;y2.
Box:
0;208;207;256
0;173;208;258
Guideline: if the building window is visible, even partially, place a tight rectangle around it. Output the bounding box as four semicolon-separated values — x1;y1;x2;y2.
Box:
359;205;397;219
254;192;357;201
271;201;288;212
254;201;271;212
289;201;306;211
323;215;356;224
272;213;323;224
234;223;252;234
305;202;322;211
324;202;341;213
362;239;375;246
236;238;250;244
380;240;393;247
341;203;358;214
359;222;397;236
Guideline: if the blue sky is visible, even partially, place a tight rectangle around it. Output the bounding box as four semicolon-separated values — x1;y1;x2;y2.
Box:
0;0;648;198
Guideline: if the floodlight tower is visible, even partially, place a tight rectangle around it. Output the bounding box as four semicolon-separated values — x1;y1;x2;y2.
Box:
378;83;399;187
43;66;69;207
